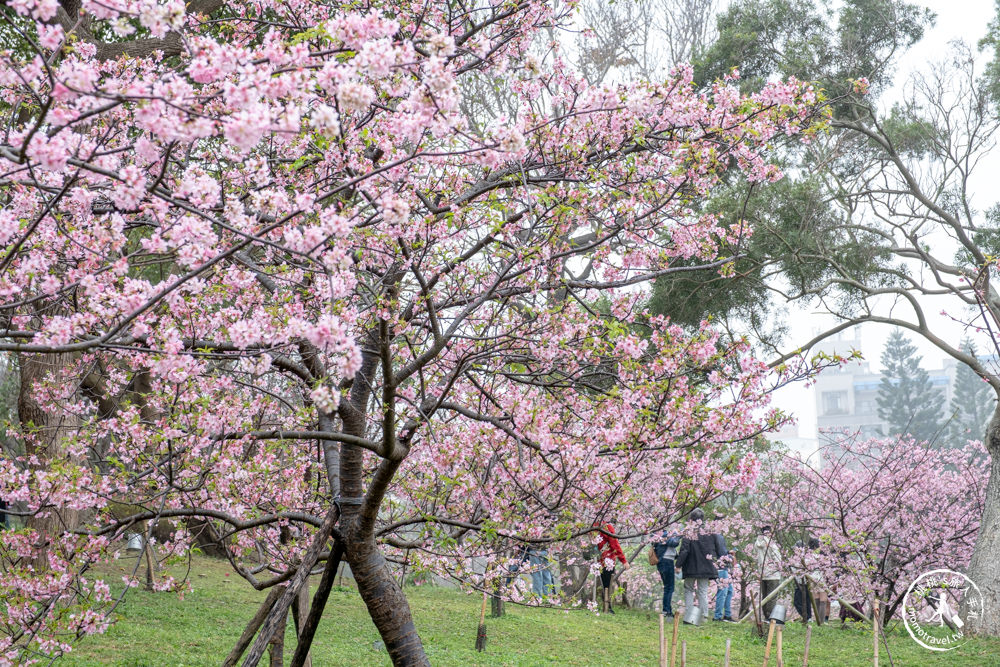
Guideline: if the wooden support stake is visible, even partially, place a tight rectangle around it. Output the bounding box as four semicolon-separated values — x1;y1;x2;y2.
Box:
776;625;783;667
805;575;871;624
724;638;731;667
290;584;313;667
873;599;879;667
802;625;812;667
669;610;681;667
659;613;666;667
222;586;284;667
603;585;609;614
811;587;824;626
762;619;776;667
738;577;796;623
681;640;687;667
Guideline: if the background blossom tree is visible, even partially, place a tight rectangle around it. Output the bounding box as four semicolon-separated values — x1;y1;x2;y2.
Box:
749;434;987;623
0;0;824;663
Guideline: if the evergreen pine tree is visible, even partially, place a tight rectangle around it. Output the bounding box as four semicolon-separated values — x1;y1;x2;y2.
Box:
946;339;996;446
876;330;944;443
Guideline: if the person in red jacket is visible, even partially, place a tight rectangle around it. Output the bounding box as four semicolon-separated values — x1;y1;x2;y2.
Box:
595;522;629;613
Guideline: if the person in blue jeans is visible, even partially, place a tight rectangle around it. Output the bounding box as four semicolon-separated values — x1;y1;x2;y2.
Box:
528;547;555;596
653;531;681;615
714;568;734;620
713;531;734;621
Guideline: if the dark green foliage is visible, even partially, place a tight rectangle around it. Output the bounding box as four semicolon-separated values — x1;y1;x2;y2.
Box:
972;205;1000;260
876;330;944;443
648;176;894;339
980;0;1000;105
647;0;931;337
694;0;933;101
947;339;996;446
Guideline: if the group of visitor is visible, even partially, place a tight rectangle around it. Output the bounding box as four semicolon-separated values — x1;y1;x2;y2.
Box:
512;509;835;625
512;521;631;611
650;508;733;621
651;513;833;624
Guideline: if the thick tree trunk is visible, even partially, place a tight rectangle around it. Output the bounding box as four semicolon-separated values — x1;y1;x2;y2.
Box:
17;352;81;567
966;404;1000;635
346;535;428;666
267;608;286;666
490;592;505;618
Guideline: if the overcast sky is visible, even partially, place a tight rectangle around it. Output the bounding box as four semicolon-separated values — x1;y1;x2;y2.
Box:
771;0;998;437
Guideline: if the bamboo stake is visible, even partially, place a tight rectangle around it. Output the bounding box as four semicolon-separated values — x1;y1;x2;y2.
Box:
802;625;812;667
659;612;666;667
669;610;681;667
762;619;776;667
776;625;783;667
724;638;731;667
873;599;879;667
681;640;687;667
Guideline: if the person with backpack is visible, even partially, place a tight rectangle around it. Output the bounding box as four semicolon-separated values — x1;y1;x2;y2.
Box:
674;508;719;623
649;528;681;616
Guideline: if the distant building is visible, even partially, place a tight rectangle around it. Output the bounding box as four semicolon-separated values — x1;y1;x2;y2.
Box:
766;421;820;463
810;330;957;444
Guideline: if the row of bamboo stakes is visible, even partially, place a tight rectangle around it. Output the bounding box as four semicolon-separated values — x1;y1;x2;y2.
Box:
656;599;883;666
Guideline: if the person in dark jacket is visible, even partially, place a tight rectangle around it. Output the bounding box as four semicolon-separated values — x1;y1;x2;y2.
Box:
653;530;681;616
674;508;719;622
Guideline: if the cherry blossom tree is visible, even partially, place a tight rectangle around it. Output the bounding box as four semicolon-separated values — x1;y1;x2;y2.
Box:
750;434;987;623
0;0;824;663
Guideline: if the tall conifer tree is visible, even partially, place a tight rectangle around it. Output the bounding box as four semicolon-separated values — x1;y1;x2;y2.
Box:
877;330;944;444
947;339;996;447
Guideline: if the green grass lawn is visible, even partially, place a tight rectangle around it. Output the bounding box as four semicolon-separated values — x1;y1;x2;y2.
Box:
57;556;1000;666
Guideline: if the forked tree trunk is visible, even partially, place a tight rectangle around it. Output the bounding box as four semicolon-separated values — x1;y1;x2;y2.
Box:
346;535;429;666
335;346;428;664
966;403;1000;635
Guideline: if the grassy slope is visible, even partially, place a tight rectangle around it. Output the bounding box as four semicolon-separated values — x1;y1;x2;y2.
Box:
59;556;1000;666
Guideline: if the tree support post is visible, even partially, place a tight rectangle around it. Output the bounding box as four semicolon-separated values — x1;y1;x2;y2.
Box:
737;577;795;624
